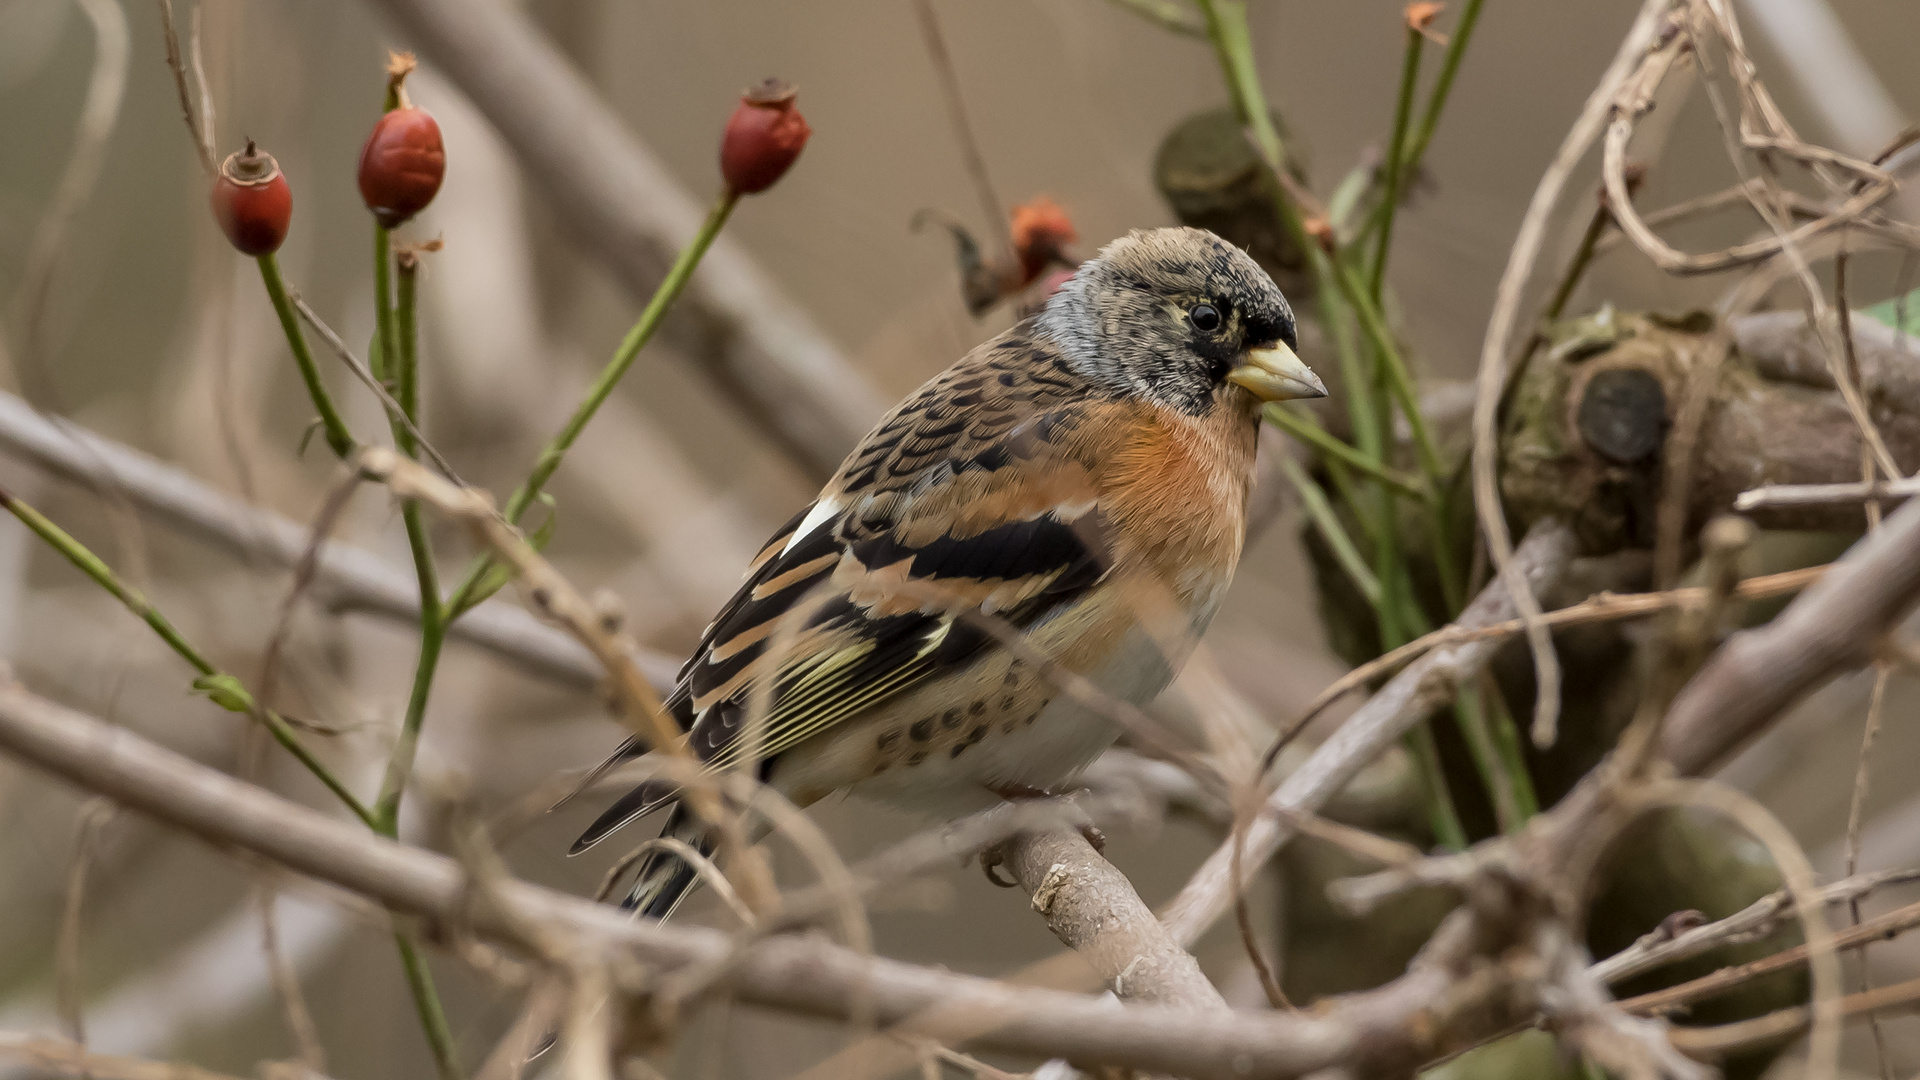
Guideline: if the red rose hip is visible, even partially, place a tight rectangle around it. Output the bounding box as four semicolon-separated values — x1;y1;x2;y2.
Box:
211;140;292;256
720;78;812;195
358;106;445;228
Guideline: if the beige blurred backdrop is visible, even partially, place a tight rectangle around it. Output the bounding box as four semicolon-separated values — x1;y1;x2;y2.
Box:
1;1;1919;1077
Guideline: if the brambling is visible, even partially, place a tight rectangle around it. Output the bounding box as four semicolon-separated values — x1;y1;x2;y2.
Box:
571;226;1325;917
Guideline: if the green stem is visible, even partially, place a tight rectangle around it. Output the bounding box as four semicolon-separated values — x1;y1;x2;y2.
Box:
368;220;458;1079
1333;257;1446;483
1313;277;1386;466
395;254;420;453
1543;201;1613;327
370;235;445;837
442;188;741;621
1451;690;1517;832
257;253;355;460
1478;674;1539;821
1403;0;1486;177
373;228;396;384
1369;26;1424;300
1196;0;1445;490
374;610;443;834
1403;721;1468;850
1280;457;1381;605
1353;0;1488;249
1;491;373;826
394;931;461;1080
1264;405;1426;500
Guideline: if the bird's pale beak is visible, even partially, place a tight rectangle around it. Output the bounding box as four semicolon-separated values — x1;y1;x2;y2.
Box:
1228;342;1327;401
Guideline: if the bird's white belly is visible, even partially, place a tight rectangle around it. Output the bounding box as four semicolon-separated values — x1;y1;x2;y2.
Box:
838;623;1185;819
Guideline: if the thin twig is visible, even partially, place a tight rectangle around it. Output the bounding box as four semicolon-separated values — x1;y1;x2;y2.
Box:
11;0;130;385
1617;892;1920;1017
913;0;1010;259
1592;867;1920;986
1281;563;1828;745
155;0;213;174
0;682;1442;1080
1468;0;1669;749
289;295;459;482
1160;520;1576;947
55;799;114;1047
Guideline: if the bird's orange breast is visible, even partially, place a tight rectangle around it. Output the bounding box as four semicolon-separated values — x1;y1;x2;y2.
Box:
1091;397;1260;614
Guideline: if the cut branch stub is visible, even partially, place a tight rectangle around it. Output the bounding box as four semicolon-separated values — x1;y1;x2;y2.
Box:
1501;308;1920;553
1154;105;1313;301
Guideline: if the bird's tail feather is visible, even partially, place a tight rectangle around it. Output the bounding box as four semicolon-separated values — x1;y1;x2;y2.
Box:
623;804;712;920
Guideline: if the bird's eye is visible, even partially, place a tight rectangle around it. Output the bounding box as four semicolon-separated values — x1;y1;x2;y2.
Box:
1188;303;1222;333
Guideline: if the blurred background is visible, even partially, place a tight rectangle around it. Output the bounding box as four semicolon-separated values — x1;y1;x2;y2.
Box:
1;0;1920;1077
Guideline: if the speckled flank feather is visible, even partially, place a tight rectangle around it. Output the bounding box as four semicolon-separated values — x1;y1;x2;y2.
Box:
570;226;1304;917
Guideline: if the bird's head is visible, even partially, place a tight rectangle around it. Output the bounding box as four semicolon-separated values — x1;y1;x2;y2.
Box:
1034;226;1325;415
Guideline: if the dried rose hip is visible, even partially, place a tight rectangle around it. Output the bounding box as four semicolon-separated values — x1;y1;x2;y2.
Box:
1010;196;1077;286
720;78;812;195
357;106;446;228
211;140;292;256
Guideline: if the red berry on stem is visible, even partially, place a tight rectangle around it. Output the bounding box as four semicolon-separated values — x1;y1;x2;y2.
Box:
720;78;812;195
358;107;445;228
211;140;291;256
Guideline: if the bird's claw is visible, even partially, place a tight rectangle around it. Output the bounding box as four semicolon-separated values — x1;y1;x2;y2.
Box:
979;843;1019;888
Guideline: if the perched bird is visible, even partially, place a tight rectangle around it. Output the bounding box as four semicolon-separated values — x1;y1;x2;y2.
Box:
569;226;1326;917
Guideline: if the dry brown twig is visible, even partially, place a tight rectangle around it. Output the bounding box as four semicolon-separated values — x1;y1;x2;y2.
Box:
1469;0;1670;750
11;0;129;390
356;446;777;915
1284;562;1827;737
1616;891;1920;1017
1592;867;1920;986
0;682;1434;1079
54;798;114;1046
1160;518;1578;947
156;0;214;174
288;295;461;482
0;1032;286;1080
0;389;676;692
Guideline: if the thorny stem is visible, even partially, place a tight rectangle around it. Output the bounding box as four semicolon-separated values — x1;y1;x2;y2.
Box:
1369;23;1425;301
256;253;355;460
0;490;374;827
373;251;444;837
442;188;741;621
367;198;458;1080
395;255;421;456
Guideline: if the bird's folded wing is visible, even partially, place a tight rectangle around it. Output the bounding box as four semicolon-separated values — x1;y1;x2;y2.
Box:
573;333;1117;850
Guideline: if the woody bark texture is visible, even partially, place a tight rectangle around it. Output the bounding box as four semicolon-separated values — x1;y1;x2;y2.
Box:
1502;309;1920;551
1004;828;1227;1011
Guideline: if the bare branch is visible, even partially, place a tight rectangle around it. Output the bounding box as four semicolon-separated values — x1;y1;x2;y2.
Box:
0;391;676;692
1660;488;1920;775
0;682;1366;1079
1592;867;1920;986
1159;518;1577;947
1003;829;1227;1011
1467;0;1670;749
